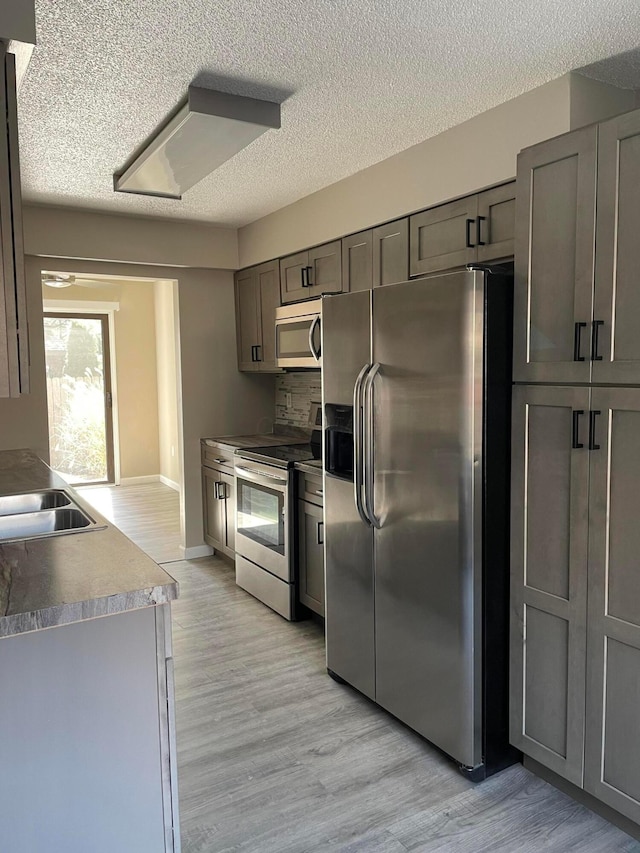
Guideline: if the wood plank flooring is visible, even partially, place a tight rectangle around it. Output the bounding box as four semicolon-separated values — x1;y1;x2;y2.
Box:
78;481;183;563
91;484;640;851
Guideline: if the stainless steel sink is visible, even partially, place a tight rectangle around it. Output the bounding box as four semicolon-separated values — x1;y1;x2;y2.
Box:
0;490;105;543
0;490;71;516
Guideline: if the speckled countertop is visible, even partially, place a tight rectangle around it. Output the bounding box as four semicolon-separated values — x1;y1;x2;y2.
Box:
0;450;178;639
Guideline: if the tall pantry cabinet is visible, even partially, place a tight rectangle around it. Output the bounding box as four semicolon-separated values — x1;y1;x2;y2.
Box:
510;107;640;826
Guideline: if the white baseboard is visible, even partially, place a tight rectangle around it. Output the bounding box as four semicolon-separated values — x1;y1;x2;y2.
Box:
159;475;180;492
180;544;214;560
119;475;160;486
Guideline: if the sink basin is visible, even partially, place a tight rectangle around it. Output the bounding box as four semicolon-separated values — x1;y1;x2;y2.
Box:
0;488;105;543
0;490;71;516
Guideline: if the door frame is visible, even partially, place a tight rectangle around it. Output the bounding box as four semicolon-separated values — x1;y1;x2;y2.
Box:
43;302;119;485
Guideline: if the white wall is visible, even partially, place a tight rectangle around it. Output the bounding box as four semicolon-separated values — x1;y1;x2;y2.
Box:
23;206;239;270
569;73;638;130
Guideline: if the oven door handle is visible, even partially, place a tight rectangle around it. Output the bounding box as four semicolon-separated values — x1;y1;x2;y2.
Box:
353;363;372;527
235;466;288;488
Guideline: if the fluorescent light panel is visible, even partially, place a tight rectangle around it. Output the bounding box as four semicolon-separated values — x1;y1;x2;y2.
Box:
114;86;281;199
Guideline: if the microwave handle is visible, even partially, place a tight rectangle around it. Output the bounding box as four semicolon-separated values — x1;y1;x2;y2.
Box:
309;315;321;362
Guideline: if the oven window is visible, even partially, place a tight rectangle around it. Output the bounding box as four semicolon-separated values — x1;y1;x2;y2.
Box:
277;320;312;358
236;478;285;554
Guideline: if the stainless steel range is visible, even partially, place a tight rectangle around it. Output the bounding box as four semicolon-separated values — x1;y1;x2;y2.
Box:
234;430;321;620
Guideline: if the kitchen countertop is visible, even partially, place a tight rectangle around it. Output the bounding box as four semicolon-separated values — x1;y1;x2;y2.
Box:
202;432;309;452
0;450;178;639
294;459;324;476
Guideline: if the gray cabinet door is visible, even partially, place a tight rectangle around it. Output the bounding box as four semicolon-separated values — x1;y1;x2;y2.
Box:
342;230;373;293
298;499;325;616
373;218;408;287
409;196;478;276
513;127;597;384
592;111;640;385
510;385;590;788
220;471;235;554
279;249;309;304
584;387;640;823
0;49;28;398
256;260;281;372
306;240;343;299
476;182;515;263
235;267;261;372
202;467;226;552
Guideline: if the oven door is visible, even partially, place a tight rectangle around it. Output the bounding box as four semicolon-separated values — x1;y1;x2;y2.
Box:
276;314;321;368
234;463;290;581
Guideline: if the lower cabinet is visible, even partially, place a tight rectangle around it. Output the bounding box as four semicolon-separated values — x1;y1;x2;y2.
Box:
511;383;640;824
202;448;235;558
297;470;325;617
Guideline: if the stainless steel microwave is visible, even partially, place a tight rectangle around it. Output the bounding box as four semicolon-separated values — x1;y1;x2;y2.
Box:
275;300;322;368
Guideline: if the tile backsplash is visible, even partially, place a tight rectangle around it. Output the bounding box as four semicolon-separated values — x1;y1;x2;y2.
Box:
275;372;321;429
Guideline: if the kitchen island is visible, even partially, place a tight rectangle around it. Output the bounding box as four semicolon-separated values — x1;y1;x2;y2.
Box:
0;449;180;853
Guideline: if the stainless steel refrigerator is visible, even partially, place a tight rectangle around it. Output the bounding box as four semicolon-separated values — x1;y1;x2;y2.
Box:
321;267;518;780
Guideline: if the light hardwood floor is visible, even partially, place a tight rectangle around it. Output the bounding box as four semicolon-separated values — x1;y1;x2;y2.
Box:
79;481;183;563
92;484;640;852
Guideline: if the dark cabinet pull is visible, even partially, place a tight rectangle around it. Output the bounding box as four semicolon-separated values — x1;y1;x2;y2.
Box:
572;410;584;449
465;218;475;249
591;320;604;361
317;520;324;545
476;216;486;246
254;344;262;363
301;267;307;288
589;410;601;451
573;322;587;362
250;345;256;362
306;265;314;287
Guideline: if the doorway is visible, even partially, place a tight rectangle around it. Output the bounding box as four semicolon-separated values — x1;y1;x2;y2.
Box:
43;312;115;485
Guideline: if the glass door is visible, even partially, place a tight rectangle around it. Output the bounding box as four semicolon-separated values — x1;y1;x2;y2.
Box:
43;313;115;485
236;476;285;555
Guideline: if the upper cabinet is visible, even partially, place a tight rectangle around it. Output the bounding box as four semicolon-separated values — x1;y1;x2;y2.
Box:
514;108;640;387
592;110;640;385
0;48;28;397
342;230;372;293
409;183;515;277
513;127;597;385
373;218;408;287
235;260;281;373
342;219;408;293
280;240;343;304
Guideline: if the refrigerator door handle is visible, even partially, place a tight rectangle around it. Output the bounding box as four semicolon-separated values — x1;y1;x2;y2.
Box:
363;362;382;529
353;363;372;527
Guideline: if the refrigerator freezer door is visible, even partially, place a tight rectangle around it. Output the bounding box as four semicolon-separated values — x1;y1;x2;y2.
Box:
324;474;376;699
322;289;375;699
371;271;484;769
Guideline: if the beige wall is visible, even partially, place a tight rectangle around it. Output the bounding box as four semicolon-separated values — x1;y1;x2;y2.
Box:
0;256;49;459
43;278;161;480
28;257;276;550
237;73;638;268
24;206;239;270
154;280;181;487
237;76;573;267
569;73;638;130
176;268;276;549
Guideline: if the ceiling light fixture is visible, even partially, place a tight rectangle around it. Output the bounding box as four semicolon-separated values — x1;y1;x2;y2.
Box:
42;274;74;288
113;86;281;200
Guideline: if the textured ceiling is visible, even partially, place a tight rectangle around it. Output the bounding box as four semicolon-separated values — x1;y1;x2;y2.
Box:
17;0;640;228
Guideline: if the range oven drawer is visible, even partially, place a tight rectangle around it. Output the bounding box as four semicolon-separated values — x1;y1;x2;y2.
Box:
235;555;294;621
